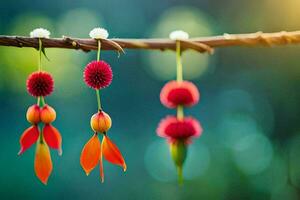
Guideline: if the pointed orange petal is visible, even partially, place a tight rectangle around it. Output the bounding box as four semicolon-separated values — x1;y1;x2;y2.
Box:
18;125;40;155
43;124;62;155
34;139;53;185
80;134;101;176
102;136;126;171
100;144;104;183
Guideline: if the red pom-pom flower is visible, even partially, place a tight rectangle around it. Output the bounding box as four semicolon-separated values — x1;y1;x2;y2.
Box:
26;71;54;97
157;116;202;143
84;61;113;89
160;81;199;108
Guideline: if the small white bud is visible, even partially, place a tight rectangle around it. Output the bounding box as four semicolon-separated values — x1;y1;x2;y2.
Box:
89;27;109;39
169;30;189;40
30;28;51;38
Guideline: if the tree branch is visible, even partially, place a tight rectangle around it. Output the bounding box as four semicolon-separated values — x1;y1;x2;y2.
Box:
0;30;300;53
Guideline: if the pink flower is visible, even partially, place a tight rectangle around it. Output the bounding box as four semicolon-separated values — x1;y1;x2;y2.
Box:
157;116;202;143
160;81;199;108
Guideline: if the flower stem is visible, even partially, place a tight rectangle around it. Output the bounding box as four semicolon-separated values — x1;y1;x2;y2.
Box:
177;165;183;185
176;40;183;82
176;41;184;120
177;105;184;120
97;40;101;61
95;40;103;111
96;89;102;111
38;38;42;71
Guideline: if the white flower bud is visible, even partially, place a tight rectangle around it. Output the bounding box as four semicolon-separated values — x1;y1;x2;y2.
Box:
89;28;109;39
169;30;189;40
30;28;50;38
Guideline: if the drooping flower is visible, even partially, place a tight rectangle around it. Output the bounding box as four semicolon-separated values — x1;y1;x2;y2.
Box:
80;110;126;182
160;81;199;109
83;61;113;90
157;116;202;143
18;103;62;184
26;71;54;97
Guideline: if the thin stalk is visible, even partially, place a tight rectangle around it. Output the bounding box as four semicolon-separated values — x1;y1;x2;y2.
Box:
38;38;42;71
96;89;102;111
177;105;184;120
177;166;183;185
97;40;101;61
176;40;183;82
95;40;103;111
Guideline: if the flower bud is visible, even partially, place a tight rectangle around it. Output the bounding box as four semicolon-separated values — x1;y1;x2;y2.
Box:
26;104;41;124
170;140;187;168
170;140;187;184
40;104;56;124
90;111;112;133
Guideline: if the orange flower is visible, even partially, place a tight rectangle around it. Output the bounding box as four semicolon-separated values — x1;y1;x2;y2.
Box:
80;111;126;182
18;104;62;185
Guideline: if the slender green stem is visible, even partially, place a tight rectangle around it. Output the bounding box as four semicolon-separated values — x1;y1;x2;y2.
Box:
176;40;183;82
177;105;184;120
177;166;183;185
97;40;101;61
38;38;42;71
96;89;102;111
95;40;103;111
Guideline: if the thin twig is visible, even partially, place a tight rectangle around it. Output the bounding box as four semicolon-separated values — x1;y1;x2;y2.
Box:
1;31;300;53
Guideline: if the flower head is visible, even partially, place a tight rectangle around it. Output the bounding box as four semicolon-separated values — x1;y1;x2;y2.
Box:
26;71;54;97
84;61;113;89
89;28;109;39
30;28;51;38
169;30;189;40
157;116;202;143
160;81;199;108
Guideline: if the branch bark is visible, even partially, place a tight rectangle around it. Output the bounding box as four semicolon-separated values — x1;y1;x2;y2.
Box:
0;30;300;53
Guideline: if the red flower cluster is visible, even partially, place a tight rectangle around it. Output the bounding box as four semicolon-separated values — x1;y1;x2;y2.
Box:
83;61;113;89
27;71;54;97
157;116;202;143
160;81;199;109
158;80;202;143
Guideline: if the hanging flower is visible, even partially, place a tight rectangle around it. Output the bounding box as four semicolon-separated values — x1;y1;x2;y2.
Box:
80;110;126;182
157;116;202;143
160;80;199;109
83;61;113;90
26;71;54;97
18;103;62;184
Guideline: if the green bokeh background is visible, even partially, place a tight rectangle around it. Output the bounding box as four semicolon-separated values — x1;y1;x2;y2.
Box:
0;0;300;199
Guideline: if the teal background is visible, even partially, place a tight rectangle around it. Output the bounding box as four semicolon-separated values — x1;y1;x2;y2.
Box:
0;0;300;199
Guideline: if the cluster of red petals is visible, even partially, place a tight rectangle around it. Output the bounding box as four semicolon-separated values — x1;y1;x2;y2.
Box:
80;134;126;182
160;81;199;108
157;116;202;143
26;71;54;97
83;61;113;90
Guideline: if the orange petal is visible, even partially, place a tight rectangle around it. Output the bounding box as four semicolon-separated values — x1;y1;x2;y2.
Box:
43;124;62;155
80;133;101;176
34;139;53;185
100;144;104;183
102;136;126;171
18;125;40;155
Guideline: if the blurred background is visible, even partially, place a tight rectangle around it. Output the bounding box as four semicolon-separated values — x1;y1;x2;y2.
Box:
0;0;300;199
